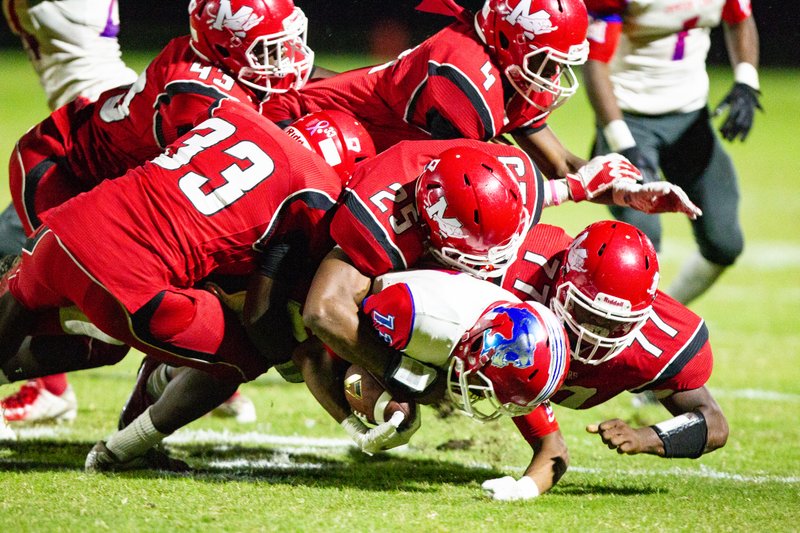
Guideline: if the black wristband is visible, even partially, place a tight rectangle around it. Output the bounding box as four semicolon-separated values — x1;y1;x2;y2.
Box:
651;410;708;459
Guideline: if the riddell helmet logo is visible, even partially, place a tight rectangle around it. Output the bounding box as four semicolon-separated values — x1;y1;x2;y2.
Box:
595;293;631;312
504;1;558;38
211;0;264;39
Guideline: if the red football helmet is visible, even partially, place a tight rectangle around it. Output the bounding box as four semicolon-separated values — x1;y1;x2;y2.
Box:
284;110;376;185
188;0;314;96
415;146;528;279
552;221;660;365
474;0;589;114
447;300;570;421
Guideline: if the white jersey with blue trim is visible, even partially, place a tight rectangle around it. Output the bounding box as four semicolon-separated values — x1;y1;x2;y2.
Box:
372;270;521;367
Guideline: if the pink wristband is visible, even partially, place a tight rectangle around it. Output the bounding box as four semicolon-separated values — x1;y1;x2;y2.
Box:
548;179;562;206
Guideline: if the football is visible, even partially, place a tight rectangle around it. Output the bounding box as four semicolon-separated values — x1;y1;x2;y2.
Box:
343;364;416;430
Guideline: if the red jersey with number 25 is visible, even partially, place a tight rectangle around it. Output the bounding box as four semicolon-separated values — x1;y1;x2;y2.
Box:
330;139;544;278
43;100;341;314
497;224;713;439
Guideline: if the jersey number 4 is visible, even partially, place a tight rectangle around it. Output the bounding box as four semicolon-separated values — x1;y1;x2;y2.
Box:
153;117;275;215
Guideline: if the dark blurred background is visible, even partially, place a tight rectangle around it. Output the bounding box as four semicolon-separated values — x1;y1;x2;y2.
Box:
0;1;796;66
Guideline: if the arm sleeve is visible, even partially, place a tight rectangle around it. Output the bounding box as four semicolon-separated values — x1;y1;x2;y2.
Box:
361;283;414;351
513;402;560;444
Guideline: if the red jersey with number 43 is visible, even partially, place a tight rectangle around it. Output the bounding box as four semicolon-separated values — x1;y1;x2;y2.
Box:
330;139;544;278
497;224;713;438
42;101;341;313
263;20;554;152
53;35;262;189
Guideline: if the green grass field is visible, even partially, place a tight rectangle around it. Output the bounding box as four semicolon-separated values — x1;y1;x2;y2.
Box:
0;50;798;532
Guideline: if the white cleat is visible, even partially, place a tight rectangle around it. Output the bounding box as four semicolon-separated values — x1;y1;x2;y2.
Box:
1;380;78;424
211;390;257;424
0;415;16;441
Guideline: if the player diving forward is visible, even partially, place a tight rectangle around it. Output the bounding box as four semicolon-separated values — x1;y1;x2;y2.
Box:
478;221;729;500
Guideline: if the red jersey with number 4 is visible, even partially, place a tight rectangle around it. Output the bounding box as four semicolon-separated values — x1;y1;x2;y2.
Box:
42;101;341;313
497;224;713;438
263;20;554;152
330;139;544;278
51;35;262;189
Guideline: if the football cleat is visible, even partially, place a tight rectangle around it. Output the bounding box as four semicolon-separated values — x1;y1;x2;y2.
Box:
0;413;16;441
85;440;190;473
1;379;78;424
211;390;257;424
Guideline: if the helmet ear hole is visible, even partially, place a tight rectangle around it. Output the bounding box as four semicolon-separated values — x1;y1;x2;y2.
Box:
214;44;230;59
499;31;510;50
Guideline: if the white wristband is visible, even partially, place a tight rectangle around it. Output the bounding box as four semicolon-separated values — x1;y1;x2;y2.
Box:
734;62;760;91
603;119;636;152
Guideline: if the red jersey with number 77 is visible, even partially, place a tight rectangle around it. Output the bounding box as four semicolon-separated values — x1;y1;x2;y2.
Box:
497;224;713;439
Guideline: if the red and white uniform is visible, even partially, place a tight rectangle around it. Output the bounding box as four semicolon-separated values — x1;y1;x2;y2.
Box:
9;35;264;235
8;101;341;381
263;19;556;152
331;139;544;277
585;0;753;114
496;224;713;439
363;269;521;367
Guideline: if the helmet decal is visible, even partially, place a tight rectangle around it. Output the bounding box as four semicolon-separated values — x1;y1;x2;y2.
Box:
211;0;264;38
483;305;541;369
565;231;588;273
505;2;559;39
424;197;465;239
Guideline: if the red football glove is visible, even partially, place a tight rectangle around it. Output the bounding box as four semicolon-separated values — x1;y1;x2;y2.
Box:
612;181;703;219
566;153;642;202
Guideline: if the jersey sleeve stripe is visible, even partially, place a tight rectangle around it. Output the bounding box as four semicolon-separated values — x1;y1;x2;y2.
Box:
21;157;60;230
341;191;408;271
406;61;496;140
631;321;709;393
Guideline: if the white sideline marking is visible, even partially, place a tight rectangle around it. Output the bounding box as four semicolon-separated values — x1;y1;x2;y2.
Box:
164;429;353;449
710;388;800;402
4;425;797;485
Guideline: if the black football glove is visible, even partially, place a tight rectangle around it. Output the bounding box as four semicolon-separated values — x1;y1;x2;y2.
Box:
619;145;659;184
714;82;763;142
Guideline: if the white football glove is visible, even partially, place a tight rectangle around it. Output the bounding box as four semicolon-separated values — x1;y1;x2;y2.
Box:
612;180;703;219
566;153;642;202
340;411;405;456
481;475;540;501
374;408;421;452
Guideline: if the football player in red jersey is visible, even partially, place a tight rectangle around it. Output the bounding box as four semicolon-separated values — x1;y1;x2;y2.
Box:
2;0;319;426
478;220;729;500
263;0;601;181
0;100;344;468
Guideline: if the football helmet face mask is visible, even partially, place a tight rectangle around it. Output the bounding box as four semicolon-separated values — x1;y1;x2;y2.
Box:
551;221;660;365
189;0;314;96
284;110;376;185
475;0;589;114
447;301;570;422
415;146;528;279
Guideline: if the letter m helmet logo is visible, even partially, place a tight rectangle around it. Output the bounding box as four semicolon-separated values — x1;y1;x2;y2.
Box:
504;0;559;39
212;0;265;37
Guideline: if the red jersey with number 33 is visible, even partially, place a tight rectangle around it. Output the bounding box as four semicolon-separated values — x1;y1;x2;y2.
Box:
42;101;341;313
